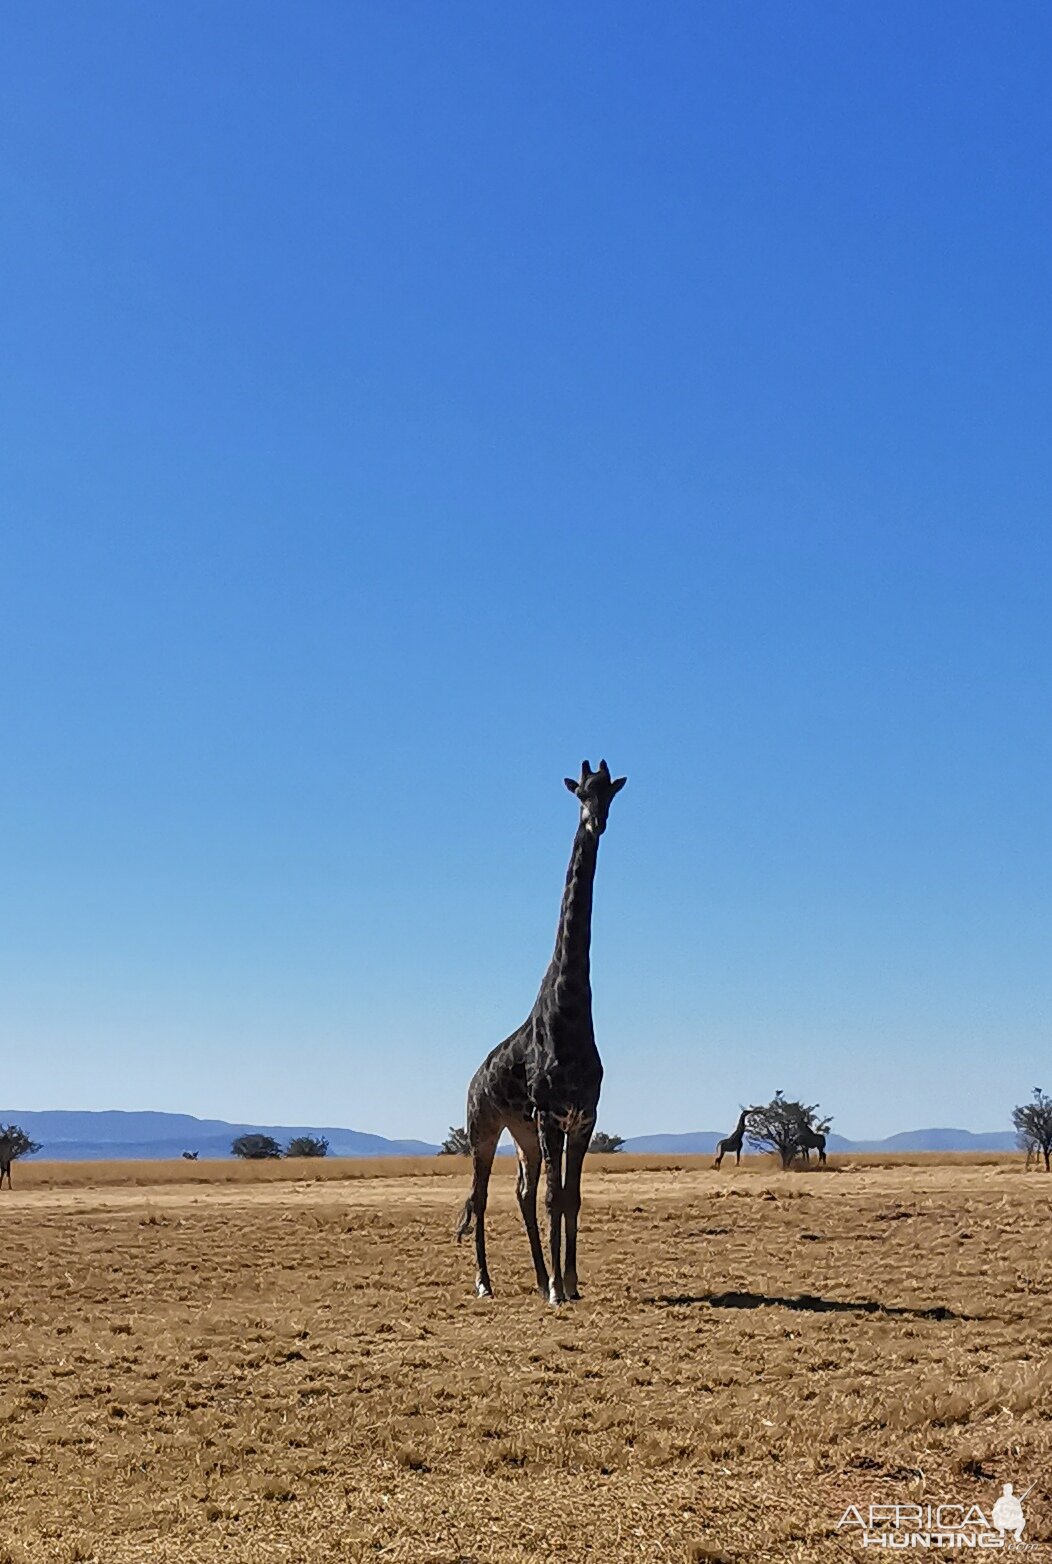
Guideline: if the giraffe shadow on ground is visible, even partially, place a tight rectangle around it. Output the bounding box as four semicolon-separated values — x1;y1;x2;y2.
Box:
656;1290;971;1321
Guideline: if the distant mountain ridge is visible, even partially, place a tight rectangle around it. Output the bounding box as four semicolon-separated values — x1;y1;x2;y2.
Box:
0;1109;1019;1160
0;1109;439;1161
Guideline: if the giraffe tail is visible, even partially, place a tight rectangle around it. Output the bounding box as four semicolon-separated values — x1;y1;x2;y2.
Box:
455;1195;475;1243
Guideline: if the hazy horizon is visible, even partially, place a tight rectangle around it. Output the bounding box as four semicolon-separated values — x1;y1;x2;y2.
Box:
0;1100;1023;1148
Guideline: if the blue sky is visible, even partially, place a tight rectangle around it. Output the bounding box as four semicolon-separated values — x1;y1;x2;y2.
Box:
2;3;1050;1141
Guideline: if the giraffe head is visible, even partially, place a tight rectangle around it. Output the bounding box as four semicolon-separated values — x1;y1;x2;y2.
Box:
564;759;626;836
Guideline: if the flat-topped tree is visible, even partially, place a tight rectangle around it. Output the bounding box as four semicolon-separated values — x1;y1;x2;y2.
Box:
457;759;626;1305
746;1093;832;1169
231;1134;282;1160
286;1135;329;1158
1013;1088;1052;1173
0;1124;42;1190
589;1131;625;1153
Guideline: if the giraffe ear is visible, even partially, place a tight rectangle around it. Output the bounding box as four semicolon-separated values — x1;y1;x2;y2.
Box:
564;777;580;795
610;776;627;794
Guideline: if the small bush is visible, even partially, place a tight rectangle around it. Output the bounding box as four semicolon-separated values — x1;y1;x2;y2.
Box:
231;1134;283;1160
590;1131;626;1153
286;1135;329;1158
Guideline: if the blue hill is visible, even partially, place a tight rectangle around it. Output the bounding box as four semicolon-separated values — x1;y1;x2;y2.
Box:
0;1109;439;1160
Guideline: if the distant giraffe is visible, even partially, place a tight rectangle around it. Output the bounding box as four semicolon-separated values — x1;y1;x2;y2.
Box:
713;1109;751;1170
797;1121;827;1166
457;759;626;1305
0;1134;15;1190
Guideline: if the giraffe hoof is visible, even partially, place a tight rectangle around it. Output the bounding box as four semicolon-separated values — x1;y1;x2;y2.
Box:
548;1286;566;1307
475;1282;493;1299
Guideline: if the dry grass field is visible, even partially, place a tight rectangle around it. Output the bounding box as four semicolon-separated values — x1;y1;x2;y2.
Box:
1;1156;1049;1562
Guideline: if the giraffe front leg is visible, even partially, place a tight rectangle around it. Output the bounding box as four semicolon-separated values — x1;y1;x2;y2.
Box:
562;1131;589;1300
539;1115;566;1306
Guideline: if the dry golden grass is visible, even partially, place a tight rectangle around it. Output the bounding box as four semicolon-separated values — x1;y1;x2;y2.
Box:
11;1148;1031;1190
0;1159;1049;1562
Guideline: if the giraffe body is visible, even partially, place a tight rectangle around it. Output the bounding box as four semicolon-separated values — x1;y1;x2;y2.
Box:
0;1136;14;1190
458;760;626;1305
713;1109;751;1170
797;1122;827;1165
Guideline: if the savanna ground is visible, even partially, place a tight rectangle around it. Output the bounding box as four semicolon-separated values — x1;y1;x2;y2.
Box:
1;1155;1050;1562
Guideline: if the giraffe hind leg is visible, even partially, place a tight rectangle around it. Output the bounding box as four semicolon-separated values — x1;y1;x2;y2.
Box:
459;1120;501;1298
508;1116;549;1298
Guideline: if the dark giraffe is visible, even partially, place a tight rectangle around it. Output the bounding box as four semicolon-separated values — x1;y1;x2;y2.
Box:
0;1135;15;1190
457;759;626;1305
797;1121;827;1165
713;1108;751;1170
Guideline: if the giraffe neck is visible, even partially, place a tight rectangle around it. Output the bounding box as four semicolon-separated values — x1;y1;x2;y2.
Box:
542;822;598;1008
735;1112;748;1136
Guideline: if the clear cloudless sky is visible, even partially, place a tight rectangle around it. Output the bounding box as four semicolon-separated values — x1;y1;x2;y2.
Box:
2;3;1050;1141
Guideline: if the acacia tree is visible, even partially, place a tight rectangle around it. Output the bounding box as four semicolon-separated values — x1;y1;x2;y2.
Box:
1012;1088;1052;1173
747;1092;832;1169
589;1131;625;1153
286;1135;329;1158
439;1126;471;1155
231;1133;283;1160
0;1125;42;1159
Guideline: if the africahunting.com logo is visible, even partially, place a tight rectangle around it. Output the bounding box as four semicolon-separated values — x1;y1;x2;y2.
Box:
837;1482;1036;1549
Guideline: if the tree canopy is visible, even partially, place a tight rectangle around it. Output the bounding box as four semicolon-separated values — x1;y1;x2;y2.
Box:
231;1133;283;1160
0;1124;42;1159
286;1135;329;1158
746;1093;832;1169
589;1131;625;1153
1012;1087;1052;1172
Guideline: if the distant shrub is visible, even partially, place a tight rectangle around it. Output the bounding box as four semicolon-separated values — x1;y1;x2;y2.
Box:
286;1135;330;1158
589;1131;625;1153
439;1126;471;1155
231;1134;283;1160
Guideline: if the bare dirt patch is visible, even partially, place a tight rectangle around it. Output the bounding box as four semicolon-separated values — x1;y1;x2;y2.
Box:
0;1160;1049;1561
